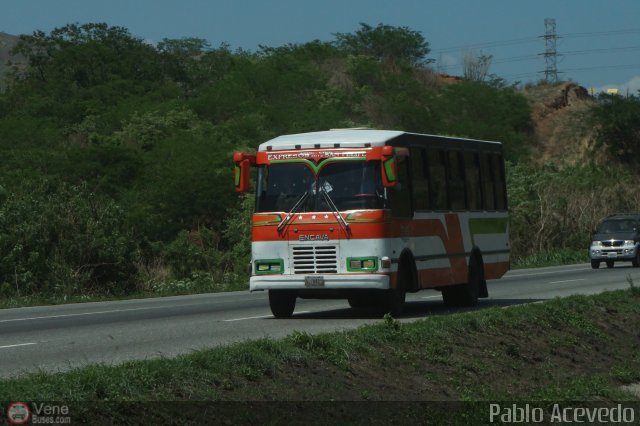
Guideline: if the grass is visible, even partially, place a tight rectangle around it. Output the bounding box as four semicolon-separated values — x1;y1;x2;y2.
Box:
512;248;589;269
1;288;639;425
1;250;591;310
0;273;247;310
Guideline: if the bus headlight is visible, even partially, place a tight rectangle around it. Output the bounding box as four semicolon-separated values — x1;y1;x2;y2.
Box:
347;257;378;272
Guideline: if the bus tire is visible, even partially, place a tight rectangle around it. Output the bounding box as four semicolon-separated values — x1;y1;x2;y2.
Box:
442;255;481;308
380;259;409;317
269;290;296;318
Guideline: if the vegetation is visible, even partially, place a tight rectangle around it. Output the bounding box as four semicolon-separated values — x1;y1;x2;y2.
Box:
590;92;640;166
0;22;638;300
1;289;638;424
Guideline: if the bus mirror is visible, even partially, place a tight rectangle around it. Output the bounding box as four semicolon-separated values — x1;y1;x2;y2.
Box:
233;152;256;193
381;151;397;188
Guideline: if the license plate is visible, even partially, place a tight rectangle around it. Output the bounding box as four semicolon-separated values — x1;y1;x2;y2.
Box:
305;276;325;287
608;252;618;258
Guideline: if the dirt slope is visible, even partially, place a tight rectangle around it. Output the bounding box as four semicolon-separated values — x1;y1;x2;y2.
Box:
522;81;598;165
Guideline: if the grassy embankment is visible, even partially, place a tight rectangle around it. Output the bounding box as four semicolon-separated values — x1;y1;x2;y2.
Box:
1;284;639;424
0;253;589;310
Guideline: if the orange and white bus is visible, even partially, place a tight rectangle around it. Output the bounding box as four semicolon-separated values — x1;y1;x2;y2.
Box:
234;129;509;318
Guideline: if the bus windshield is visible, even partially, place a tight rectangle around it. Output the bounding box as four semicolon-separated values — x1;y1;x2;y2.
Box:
256;161;385;212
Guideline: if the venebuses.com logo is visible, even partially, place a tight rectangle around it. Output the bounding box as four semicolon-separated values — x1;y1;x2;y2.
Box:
6;402;31;425
4;401;72;425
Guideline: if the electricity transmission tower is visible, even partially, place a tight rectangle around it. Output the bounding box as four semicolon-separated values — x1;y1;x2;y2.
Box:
541;18;561;82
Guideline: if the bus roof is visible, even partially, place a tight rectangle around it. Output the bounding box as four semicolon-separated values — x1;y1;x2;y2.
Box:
258;129;501;151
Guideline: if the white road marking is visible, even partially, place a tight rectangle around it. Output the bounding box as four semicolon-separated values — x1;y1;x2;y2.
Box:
0;342;37;349
508;267;591;278
0;306;165;323
549;279;587;284
223;311;312;322
0;299;248;324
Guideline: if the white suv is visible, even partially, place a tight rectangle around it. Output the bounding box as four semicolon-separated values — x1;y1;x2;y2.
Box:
590;214;640;269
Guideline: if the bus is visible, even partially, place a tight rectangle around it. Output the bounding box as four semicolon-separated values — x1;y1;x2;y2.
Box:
234;129;509;318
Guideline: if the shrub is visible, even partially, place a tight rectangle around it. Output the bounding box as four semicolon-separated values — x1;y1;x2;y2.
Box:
507;162;640;258
0;180;139;296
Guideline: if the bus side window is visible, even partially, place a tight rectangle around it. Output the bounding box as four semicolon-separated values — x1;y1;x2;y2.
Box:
410;147;429;210
388;156;413;217
464;152;481;211
480;153;496;210
447;150;466;211
428;149;448;210
492;154;507;210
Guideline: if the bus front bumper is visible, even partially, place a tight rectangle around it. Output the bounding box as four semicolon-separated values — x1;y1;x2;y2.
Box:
250;273;389;291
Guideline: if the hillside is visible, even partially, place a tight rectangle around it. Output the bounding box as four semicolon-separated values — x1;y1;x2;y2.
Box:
521;81;597;165
0;22;638;302
0;32;23;88
0;31;599;166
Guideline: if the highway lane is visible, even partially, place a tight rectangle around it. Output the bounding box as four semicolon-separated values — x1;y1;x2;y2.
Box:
1;263;638;378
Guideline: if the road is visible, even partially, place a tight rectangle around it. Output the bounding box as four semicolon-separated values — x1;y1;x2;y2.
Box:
0;263;638;378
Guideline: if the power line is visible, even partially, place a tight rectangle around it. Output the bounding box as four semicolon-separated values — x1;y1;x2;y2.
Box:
560;28;640;38
503;63;640;80
432;23;640;83
437;44;640;71
561;45;640;56
430;36;539;54
431;27;640;55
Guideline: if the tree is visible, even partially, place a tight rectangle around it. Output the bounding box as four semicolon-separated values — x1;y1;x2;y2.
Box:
157;37;211;93
462;50;493;81
12;23;163;87
590;93;640;165
334;23;432;67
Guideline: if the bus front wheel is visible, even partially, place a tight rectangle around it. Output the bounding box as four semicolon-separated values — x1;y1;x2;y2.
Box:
379;263;408;317
269;290;296;318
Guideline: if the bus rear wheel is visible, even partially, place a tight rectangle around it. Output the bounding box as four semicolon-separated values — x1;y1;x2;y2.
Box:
442;256;482;308
269;290;296;318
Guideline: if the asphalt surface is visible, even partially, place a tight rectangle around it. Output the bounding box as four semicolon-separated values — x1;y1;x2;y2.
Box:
1;263;638;378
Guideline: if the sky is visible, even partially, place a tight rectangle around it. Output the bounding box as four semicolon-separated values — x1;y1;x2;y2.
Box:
3;0;640;94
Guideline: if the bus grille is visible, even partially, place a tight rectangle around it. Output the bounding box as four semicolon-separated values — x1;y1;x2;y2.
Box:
292;245;338;274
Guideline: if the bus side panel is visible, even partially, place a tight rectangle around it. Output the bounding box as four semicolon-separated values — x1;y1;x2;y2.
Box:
395;211;509;289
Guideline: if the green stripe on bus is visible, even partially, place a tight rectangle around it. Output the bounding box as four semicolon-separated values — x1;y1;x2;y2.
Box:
469;217;509;246
254;215;282;226
270;157;366;174
345;213;378;223
234;165;241;186
383;158;396;182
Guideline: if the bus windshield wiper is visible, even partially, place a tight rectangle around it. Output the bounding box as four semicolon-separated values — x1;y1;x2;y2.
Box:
277;191;310;233
319;185;351;238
